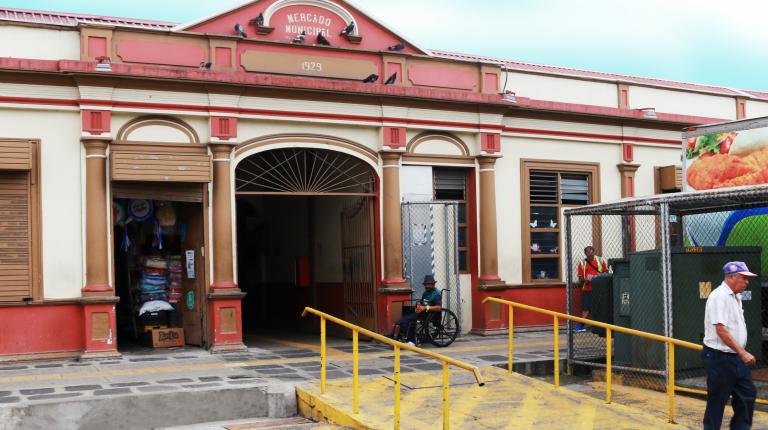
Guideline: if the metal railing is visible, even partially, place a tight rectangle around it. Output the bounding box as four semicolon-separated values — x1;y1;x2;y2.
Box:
302;307;485;430
482;297;768;424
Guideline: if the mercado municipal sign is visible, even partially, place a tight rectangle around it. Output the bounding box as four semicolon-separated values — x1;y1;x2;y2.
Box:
284;12;333;36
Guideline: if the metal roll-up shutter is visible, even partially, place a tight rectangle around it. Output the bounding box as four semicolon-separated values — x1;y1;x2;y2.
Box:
111;152;211;183
0;172;32;302
111;182;205;203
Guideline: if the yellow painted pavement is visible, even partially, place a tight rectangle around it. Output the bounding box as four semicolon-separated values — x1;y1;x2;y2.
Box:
297;366;683;430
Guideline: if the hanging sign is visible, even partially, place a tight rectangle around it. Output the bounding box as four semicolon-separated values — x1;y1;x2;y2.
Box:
185;249;196;279
128;199;154;221
186;291;195;310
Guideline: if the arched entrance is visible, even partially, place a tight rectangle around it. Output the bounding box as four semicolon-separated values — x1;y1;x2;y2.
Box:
234;146;379;335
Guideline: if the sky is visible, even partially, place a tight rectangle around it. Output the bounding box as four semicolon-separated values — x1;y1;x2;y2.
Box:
4;0;767;91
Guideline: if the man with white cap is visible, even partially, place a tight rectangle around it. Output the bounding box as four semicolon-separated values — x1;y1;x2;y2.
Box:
702;261;758;430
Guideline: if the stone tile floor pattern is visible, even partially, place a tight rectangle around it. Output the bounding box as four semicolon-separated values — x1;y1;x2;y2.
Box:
0;329;574;406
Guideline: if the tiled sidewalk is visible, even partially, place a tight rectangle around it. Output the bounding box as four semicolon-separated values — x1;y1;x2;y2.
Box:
0;330;567;406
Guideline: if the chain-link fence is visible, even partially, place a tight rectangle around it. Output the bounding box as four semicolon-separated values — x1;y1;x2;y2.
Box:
402;202;461;322
565;185;768;399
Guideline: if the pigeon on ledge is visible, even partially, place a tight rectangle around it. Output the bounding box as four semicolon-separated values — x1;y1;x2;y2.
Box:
341;21;355;36
388;43;405;51
384;73;397;85
317;32;331;46
234;23;248;38
362;74;379;83
249;13;264;27
292;31;306;43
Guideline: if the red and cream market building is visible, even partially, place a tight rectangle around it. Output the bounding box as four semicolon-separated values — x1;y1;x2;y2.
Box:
0;0;766;360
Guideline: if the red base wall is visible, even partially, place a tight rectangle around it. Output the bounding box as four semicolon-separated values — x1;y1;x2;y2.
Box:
473;287;583;330
0;305;84;355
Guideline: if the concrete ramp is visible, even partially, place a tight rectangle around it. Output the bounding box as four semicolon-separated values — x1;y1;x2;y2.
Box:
297;366;679;429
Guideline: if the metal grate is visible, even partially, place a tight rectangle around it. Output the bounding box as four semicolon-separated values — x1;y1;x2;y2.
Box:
235;148;375;195
402;202;461;323
564;185;768;402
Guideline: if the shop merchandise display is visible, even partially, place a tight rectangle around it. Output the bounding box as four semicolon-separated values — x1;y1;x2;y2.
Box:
139;299;174;316
168;256;183;304
115;199;188;346
139;255;170;305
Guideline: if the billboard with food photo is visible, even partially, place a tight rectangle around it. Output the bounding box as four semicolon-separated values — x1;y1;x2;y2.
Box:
683;117;768;272
685;125;768;190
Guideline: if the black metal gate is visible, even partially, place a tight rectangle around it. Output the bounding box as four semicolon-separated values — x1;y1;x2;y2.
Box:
341;196;377;331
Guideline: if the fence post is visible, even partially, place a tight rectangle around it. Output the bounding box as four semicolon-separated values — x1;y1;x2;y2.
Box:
606;328;612;404
667;342;676;423
565;213;574;375
508;304;514;374
394;345;401;430
659;203;673;401
320;316;326;394
353;330;359;414
554;315;560;388
443;362;450;430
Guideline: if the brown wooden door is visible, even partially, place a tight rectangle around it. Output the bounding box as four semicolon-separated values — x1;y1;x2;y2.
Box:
179;203;206;346
341;197;376;332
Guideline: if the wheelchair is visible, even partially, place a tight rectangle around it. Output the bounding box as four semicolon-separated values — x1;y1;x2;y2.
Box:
395;289;460;347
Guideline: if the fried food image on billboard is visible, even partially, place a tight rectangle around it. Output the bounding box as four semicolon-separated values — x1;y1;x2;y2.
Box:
686;131;768;190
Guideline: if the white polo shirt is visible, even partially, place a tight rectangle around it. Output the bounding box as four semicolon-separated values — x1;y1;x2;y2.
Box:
703;282;748;353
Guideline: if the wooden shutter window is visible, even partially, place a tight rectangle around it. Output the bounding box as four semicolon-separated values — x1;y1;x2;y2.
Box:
0;172;32;302
529;172;557;204
0;140;32;170
658;165;682;192
111;152;212;183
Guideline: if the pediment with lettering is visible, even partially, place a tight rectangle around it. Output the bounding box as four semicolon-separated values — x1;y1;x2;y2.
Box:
177;0;425;54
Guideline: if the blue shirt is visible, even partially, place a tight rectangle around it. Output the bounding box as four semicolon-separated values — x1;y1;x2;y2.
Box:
421;289;441;306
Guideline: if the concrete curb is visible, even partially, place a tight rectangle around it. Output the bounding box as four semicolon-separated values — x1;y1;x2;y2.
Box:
0;384;297;430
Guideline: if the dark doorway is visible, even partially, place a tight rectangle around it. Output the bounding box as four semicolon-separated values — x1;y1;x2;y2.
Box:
234;148;377;335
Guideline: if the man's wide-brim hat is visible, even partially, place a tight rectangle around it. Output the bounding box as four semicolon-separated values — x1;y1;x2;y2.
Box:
423;274;437;284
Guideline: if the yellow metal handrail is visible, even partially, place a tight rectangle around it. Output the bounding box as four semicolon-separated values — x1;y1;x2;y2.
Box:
302;307;484;430
482;297;768;424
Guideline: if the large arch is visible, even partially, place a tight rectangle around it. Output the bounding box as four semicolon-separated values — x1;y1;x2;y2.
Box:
235;133;379;171
233;134;381;333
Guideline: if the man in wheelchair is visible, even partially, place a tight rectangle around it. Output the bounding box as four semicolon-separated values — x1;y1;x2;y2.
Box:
391;274;442;346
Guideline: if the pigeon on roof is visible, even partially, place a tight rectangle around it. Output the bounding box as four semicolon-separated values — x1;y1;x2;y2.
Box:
292;31;306;43
340;21;355;36
234;23;247;38
317;32;331;46
362;74;379;83
388;43;405;52
249;13;264;27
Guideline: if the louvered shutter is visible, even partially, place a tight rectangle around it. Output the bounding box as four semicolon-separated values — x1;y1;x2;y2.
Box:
529;172;557;204
434;169;466;200
0;172;32;302
560;174;589;205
